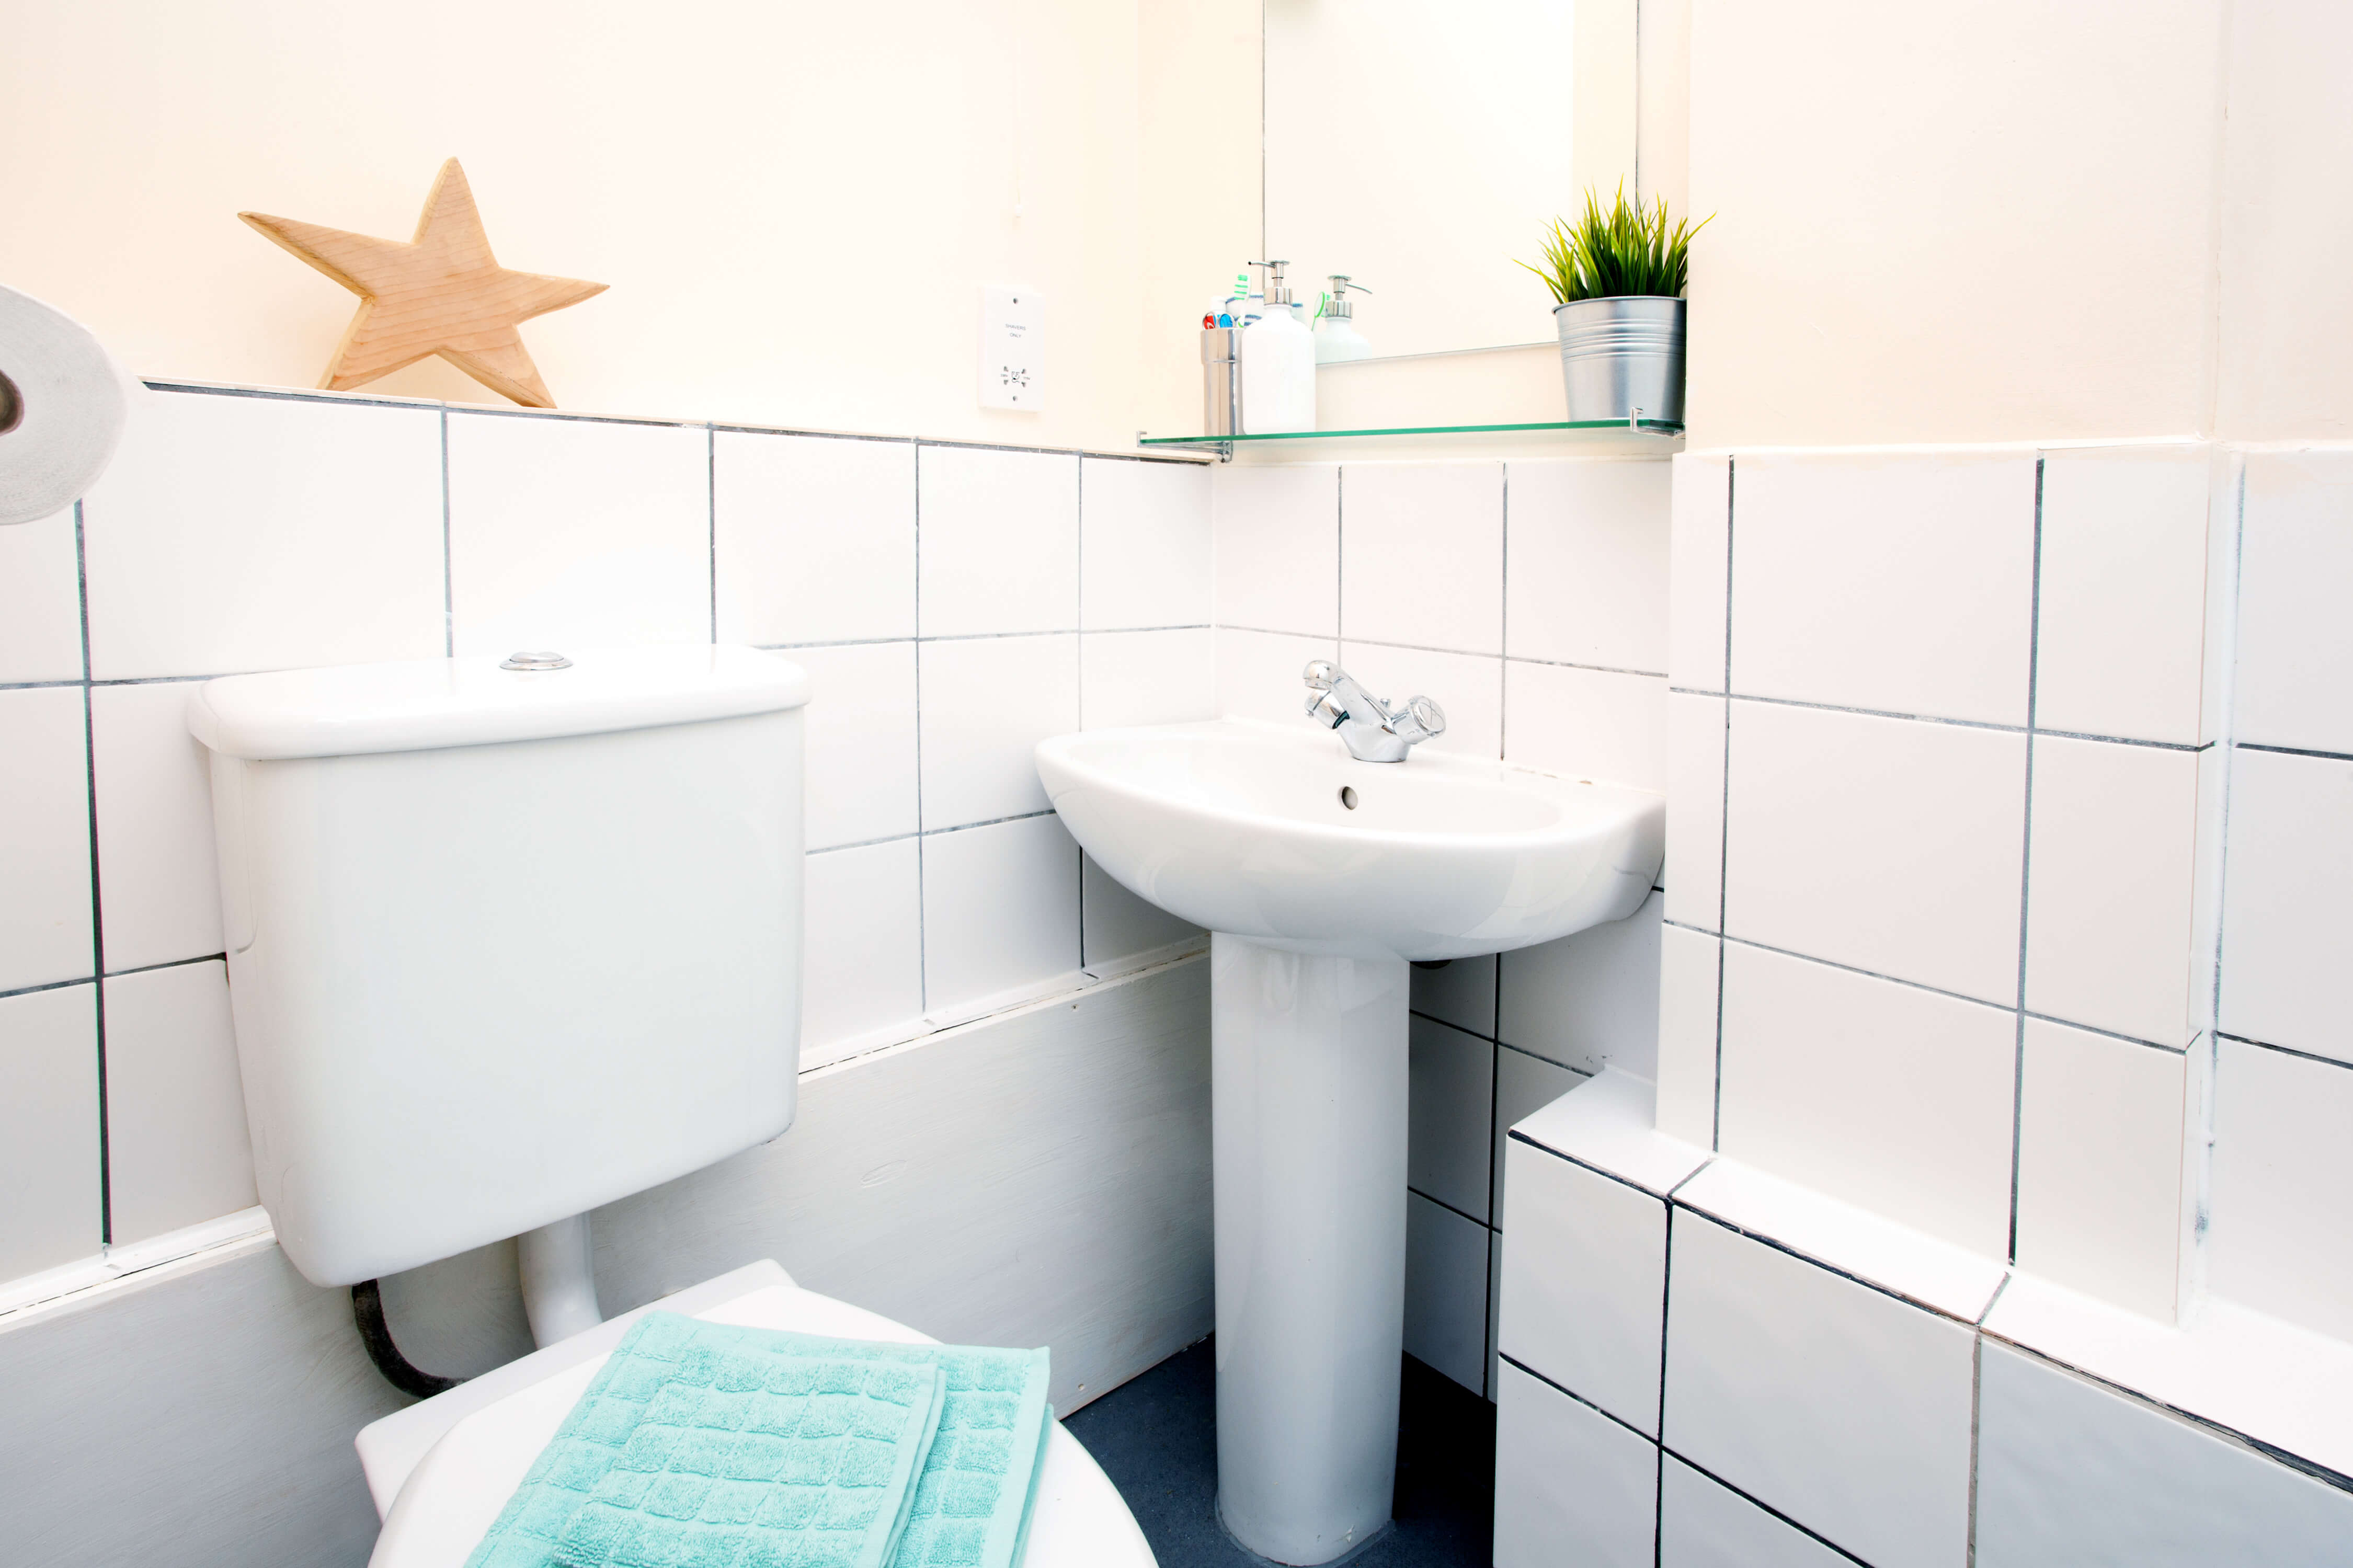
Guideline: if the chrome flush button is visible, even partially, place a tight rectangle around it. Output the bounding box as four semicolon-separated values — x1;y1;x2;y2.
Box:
500;651;573;671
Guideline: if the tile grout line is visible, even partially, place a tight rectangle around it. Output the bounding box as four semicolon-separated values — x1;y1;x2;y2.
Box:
1499;463;1510;758
2007;457;2046;1265
1713;457;1734;1150
2188;459;2252;1304
140;381;1206;466
440;409;454;657
2208;456;2250;1047
1670;1204;1985;1329
1654;1200;1675;1568
1484;1023;1502;1395
1663;687;2210;749
1974;1272;2012;1327
103;952;230;982
1981;1333;2353;1497
1499;1351;1876;1568
2216;1031;2353;1075
1334;466;1344;646
911;445;927;1014
74;500;110;1247
1667;922;2198;1055
1409;1185;1488;1232
1663;924;2027;1021
1229;623;1665;678
0;955;236;1008
0;975;104;1003
706;426;718;644
1966;1332;1984;1568
1075;456;1087;970
2021;1011;2197;1056
757;625;1210;652
2234;741;2353;763
1504;1128;1686;1206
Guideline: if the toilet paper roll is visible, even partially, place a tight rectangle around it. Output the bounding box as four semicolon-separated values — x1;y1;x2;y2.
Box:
0;284;131;527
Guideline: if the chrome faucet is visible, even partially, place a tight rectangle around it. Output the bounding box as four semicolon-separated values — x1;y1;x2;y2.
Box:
1303;661;1446;763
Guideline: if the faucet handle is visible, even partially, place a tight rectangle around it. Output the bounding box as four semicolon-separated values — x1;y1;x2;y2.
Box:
1303;660;1338;692
1392;694;1446;741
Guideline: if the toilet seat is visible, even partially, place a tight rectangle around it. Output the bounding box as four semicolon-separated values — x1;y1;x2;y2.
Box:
360;1261;1158;1568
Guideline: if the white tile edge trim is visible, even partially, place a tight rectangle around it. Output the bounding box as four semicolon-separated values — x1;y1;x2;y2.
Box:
1983;1272;2353;1485
0;948;1214;1331
140;379;1217;466
1507;1066;1710;1197
1518;1070;2353;1489
1673;1159;2009;1323
798;944;1207;1084
0;1205;275;1331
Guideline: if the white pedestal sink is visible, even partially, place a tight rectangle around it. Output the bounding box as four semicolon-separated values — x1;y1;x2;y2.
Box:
1037;719;1663;1566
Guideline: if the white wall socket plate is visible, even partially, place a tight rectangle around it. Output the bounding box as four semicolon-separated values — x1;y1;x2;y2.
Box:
979;284;1043;411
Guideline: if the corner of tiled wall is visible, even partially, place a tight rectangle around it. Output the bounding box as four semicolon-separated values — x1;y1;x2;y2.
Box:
1502;434;2353;1567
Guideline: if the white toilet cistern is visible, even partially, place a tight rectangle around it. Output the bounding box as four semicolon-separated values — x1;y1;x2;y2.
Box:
187;644;812;1392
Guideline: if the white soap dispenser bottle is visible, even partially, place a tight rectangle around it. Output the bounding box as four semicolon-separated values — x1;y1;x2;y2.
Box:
1313;275;1375;363
1240;260;1316;433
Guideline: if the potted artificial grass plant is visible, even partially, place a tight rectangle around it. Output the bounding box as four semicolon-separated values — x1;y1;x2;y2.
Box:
1521;184;1709;426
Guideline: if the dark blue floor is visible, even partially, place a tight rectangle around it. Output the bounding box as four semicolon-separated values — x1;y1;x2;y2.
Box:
1065;1339;1495;1567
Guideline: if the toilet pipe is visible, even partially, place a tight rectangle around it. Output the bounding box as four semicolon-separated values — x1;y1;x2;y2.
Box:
351;1279;462;1399
519;1212;605;1347
349;1214;606;1398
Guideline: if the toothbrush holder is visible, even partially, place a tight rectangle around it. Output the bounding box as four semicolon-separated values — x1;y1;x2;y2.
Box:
1201;327;1242;438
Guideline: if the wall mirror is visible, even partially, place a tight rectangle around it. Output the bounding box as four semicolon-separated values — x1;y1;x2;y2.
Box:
1263;0;1639;360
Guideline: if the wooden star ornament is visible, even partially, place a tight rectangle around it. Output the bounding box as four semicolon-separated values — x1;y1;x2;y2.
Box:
241;158;605;408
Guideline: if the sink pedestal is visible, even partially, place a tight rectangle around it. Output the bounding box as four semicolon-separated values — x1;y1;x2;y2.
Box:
1210;934;1410;1566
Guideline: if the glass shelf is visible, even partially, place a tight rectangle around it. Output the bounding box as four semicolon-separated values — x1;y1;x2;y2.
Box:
1138;417;1684;456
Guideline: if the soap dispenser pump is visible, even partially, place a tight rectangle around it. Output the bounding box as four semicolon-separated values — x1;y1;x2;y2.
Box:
1314;275;1375;363
1240;260;1316;434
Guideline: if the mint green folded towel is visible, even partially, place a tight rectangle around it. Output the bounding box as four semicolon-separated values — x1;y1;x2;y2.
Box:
658;1324;1055;1568
466;1312;945;1568
466;1312;1055;1568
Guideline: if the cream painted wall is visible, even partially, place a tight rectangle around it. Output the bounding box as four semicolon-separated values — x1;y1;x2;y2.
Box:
1264;0;1579;358
0;0;1216;452
1634;0;1690;218
1137;0;1263;442
1677;0;2353;448
2218;1;2353;440
1683;0;2228;448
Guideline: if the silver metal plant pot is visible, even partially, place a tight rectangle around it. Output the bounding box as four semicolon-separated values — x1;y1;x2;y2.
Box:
1554;296;1686;425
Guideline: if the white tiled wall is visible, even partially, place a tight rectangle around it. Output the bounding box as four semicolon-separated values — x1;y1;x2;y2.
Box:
78;391;447;679
0;985;101;1280
1495;438;2353;1567
1716;940;2017;1258
1212;456;1672;781
447;413;712;654
1662;443;2225;1306
0;383;1213;1281
1974;1342;2353;1565
0;507;85;683
1497;1109;2353;1568
1209;453;1676;1399
1665;1214;1979;1568
1493;1360;1660;1568
1726;453;2037;728
1394;869;1661;1404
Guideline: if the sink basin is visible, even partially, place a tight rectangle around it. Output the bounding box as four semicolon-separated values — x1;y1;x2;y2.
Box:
1036;718;1663;960
1036;717;1663;1566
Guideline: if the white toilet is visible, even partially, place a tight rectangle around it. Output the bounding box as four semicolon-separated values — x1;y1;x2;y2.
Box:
187;645;1156;1568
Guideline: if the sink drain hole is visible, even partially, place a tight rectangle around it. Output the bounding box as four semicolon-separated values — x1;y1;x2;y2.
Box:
1339;786;1358;810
